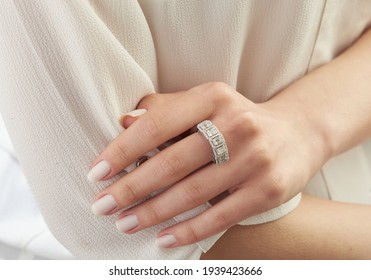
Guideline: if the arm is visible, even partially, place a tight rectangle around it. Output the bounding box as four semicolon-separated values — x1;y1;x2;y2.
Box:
264;28;371;159
89;28;371;248
202;194;371;259
204;30;371;259
202;29;371;259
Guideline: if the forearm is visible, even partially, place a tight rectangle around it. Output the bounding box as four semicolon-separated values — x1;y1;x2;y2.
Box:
265;28;371;159
202;194;371;259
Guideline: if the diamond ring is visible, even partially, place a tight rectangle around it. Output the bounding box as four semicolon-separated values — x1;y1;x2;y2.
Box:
197;120;230;165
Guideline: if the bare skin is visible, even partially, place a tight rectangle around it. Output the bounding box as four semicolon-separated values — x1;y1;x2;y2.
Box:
202;194;371;259
88;28;371;251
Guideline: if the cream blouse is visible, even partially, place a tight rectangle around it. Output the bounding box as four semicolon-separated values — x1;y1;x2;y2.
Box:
0;0;370;259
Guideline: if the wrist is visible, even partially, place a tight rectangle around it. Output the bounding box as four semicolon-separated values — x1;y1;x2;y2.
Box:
261;84;335;171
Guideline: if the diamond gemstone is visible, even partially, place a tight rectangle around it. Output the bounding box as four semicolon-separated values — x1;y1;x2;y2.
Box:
211;136;223;147
216;145;227;155
206;127;218;137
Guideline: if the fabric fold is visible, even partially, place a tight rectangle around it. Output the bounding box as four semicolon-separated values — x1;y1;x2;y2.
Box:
2;0;370;259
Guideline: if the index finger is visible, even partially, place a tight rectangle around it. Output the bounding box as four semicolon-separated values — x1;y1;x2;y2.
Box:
87;87;213;182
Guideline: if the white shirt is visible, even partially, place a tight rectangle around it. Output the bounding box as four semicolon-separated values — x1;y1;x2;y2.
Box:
0;0;370;259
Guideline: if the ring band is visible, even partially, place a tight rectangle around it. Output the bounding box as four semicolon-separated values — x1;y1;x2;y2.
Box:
197;120;230;165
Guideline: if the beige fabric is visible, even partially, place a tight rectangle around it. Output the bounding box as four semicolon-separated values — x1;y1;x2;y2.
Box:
0;0;370;259
305;0;371;203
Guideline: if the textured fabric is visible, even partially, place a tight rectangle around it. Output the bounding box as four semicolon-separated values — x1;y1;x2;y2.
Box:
1;0;371;259
305;0;371;204
0;115;73;259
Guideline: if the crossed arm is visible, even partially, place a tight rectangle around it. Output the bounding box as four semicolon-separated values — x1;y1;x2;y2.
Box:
87;28;371;252
2;0;371;258
202;194;371;259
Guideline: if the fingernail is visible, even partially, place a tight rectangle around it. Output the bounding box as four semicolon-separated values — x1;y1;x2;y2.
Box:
126;108;147;117
91;194;117;216
87;160;111;183
119;109;147;127
156;234;177;248
116;215;139;232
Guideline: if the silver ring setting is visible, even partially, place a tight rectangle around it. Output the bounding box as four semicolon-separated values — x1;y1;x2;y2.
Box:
197;120;230;165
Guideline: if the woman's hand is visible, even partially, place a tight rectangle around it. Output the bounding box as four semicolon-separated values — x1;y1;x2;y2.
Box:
87;82;329;248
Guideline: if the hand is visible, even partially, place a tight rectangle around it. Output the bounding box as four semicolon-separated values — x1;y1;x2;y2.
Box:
88;82;328;248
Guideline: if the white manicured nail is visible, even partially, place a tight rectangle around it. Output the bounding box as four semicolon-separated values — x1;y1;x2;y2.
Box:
126;109;147;117
91;194;117;216
116;215;139;232
119;109;147;127
156;234;177;248
87;160;111;183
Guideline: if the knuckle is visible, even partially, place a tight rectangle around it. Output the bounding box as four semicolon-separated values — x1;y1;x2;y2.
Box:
263;173;286;203
207;81;232;92
138;94;161;109
229;112;262;142
141;113;166;140
205;82;234;106
181;181;204;206
120;180;140;205
158;153;183;177
111;140;132;164
254;142;273;169
239;112;261;136
141;202;162;224
211;212;230;232
183;223;201;244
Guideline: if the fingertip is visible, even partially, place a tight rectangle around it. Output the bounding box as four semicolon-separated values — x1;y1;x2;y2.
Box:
91;194;117;216
156;234;177;248
119;115;137;129
118;108;147;128
87;160;111;183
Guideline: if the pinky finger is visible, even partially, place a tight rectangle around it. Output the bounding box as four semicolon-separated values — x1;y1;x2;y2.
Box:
156;189;263;248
